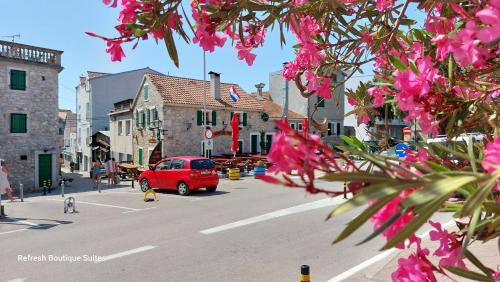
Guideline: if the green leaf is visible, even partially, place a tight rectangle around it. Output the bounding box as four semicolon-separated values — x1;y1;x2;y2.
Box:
483;201;500;213
408;59;419;75
340;135;365;150
464;250;495;277
425;161;450;172
382;192;450;250
357;207;407;245
462;208;481;256
332;192;399;243
320;172;393;183
402;175;477;208
388;55;407;71
444;266;495;282
461;177;496;217
163;27;179;67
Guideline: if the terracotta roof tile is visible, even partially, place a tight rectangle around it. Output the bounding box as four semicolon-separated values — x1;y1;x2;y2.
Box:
87;71;110;79
147;73;263;111
261;99;305;120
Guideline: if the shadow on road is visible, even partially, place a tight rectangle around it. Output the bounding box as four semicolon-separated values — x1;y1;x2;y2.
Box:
0;217;73;230
154;189;229;197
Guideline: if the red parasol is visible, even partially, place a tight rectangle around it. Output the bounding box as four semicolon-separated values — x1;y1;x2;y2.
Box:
231;113;240;155
302;118;309;137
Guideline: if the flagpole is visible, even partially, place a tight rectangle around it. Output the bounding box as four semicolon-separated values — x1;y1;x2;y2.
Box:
203;51;207;157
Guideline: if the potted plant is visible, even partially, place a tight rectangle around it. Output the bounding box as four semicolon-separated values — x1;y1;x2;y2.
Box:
253;160;266;178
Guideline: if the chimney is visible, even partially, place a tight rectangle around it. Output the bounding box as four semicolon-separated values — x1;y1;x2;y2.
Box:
209;71;221;100
255;83;265;98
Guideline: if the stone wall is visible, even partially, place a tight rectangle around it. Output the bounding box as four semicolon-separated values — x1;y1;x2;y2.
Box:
0;60;60;191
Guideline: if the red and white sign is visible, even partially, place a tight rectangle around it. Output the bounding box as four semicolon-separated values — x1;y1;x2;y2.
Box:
205;129;213;139
403;127;412;141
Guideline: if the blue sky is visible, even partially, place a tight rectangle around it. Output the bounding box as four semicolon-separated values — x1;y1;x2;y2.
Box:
1;0;297;112
1;1;425;112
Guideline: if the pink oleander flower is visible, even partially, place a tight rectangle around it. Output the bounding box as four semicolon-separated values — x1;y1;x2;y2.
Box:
476;0;500;44
282;62;300;80
429;221;466;269
391;251;437;282
376;0;394;12
347;97;357;106
106;39;126;62
191;6;227;52
103;0;118;8
118;0;140;24
235;42;257;66
482;136;500;191
371;189;415;249
316;77;332;99
367;87;385;107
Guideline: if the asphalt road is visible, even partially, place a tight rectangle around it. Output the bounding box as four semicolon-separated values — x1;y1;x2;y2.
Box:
0;172;451;282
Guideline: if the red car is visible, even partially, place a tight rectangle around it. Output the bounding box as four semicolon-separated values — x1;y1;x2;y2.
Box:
138;156;219;196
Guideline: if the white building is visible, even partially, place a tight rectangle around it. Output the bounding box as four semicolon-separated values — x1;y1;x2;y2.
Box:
75;68;160;171
109;99;133;163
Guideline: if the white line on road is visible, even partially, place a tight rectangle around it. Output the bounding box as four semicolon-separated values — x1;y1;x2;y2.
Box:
200;196;350;235
96;245;156;263
46;199;139;211
122;207;157;214
6;278;26;282
326;220;455;282
0;229;28;236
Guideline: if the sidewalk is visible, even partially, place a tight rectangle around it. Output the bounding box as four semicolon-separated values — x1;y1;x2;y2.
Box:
345;229;500;281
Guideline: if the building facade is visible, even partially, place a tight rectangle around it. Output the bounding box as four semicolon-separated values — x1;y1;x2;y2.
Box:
0;40;63;191
268;70;345;147
109;99;133;163
62;112;77;167
75;68;160;171
131;72;298;167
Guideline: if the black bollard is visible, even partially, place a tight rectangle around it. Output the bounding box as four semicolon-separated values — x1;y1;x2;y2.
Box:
301;265;310;282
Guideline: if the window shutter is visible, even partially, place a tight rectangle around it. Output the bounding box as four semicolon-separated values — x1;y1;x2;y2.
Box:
147;109;151;127
20;114;27;132
141;111;146;128
153;109;158;121
10;70;26;90
212;111;217;126
10;113;27;133
197;110;203;126
317;96;325;107
144;85;149;100
230;111;234;121
327;123;332;136
242;112;247;126
135;111;139;127
337;123;341;136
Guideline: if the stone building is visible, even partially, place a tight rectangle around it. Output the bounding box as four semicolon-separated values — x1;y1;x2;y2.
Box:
131;72;301;166
75;68;161;172
0;40;63;191
62;112;77;168
269;70;345;147
109;99;133;162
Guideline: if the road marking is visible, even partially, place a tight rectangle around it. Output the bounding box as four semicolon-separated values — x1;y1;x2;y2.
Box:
200;196;349;235
122;207;157;214
0;229;28;236
326;220;455;282
47;199;139;211
6;278;26;282
96;245;156;263
16;220;40;227
109;191;203;201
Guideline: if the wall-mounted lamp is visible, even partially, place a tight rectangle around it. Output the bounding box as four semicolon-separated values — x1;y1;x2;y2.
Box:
185;122;192;131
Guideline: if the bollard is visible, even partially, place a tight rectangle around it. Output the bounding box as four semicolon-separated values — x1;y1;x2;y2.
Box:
20;183;24;202
97;175;101;193
0;205;4;217
61;180;65;198
300;265;310;282
64;197;76;213
343;181;348;199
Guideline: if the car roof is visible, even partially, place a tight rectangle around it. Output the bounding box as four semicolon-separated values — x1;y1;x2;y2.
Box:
160;156;210;161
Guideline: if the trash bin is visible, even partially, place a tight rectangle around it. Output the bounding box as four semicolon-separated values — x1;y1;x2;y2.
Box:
228;168;240;180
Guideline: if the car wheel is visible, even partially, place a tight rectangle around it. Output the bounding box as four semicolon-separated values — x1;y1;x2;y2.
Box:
206;186;217;192
177;182;191;196
140;179;150;192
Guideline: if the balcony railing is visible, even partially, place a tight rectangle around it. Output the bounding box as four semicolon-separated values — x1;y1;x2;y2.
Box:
0;40;62;67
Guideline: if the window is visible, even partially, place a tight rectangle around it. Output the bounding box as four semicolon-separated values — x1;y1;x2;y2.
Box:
147;109;151;128
152;108;158;122
118;121;123;136
337;123;341;136
290;123;296;130
138;148;143;166
156;160;172;170
230;111;247;126
298;123;303;132
10;113;27;133
141;111;146;128
171;159;186;170
143;84;149;101
125;120;131;136
86;102;90;120
190;159;215;169
135;111;139;128
197;110;214;126
328;122;336;136
317;96;325;107
10;69;26;90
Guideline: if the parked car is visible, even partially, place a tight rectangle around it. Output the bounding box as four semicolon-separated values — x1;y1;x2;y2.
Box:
90;165;108;179
138;156;219;196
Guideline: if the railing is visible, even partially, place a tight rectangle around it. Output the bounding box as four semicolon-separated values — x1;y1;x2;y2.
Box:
0;40;62;67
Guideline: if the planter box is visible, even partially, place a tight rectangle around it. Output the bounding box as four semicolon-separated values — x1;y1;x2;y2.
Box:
253;166;266;178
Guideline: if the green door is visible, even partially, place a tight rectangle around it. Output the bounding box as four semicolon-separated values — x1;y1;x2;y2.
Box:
138;148;143;166
38;154;52;187
251;135;258;154
238;141;243;154
266;135;273;153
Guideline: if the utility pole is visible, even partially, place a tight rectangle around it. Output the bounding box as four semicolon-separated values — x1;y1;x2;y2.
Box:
282;62;289;119
203;51;207;157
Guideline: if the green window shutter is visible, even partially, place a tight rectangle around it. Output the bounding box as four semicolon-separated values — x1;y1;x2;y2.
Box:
242;113;248;126
317;96;325;107
135;111;139;127
327;123;332;136
147;109;151;127
10;113;27;133
230;112;234;121
10;70;26;90
141;111;146;128
153;109;158;121
144;85;149;100
212;111;217;126
197;110;203;126
337;123;341;135
138;148;143;165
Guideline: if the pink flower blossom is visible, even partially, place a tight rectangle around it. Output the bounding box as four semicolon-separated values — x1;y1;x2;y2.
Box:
476;0;500;43
103;0;118;8
235;42;257;66
316;77;332;99
482;136;500;191
106;40;126;62
367;87;385;107
347;97;357;106
371;189;415;249
376;0;394;12
191;6;227;52
391;252;437;282
429;221;466;268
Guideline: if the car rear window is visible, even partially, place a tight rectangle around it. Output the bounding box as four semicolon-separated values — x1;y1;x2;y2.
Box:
190;159;215;169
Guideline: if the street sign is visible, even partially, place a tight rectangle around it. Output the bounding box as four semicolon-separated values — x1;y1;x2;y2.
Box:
205;129;213;139
403;127;412;141
395;143;409;158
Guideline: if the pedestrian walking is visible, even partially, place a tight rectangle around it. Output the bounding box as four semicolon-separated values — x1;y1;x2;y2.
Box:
0;159;17;201
90;158;102;189
70;161;75;173
105;158;116;186
112;158;120;184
